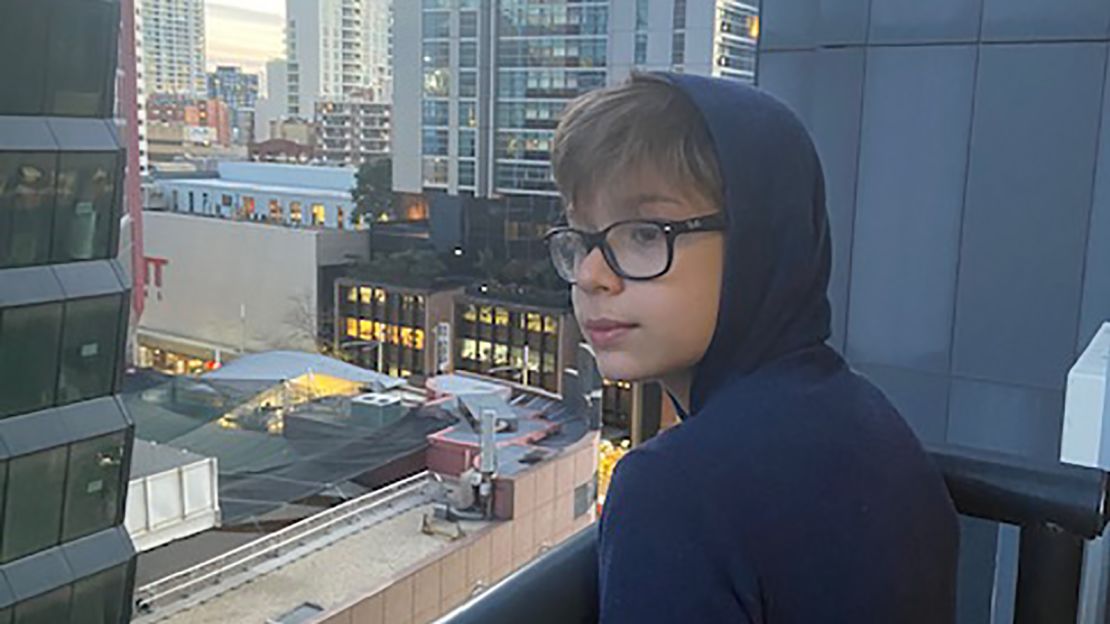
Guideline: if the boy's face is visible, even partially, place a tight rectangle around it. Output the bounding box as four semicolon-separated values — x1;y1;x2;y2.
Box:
568;167;725;384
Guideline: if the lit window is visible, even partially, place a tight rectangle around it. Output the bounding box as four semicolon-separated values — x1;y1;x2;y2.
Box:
527;312;542;332
479;306;493;324
346;317;358;337
359;287;372;304
414;329;425;350
347;288;358;303
311;203;326;225
544;315;558;334
495;308;509;326
358;319;373;340
463;305;478;322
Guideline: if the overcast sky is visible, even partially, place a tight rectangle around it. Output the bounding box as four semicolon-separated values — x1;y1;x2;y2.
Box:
205;0;285;77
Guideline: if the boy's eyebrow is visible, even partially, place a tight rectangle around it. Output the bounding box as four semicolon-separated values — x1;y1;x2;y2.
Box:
623;193;683;215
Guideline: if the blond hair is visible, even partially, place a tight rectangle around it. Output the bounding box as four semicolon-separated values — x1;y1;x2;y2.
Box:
551;72;723;212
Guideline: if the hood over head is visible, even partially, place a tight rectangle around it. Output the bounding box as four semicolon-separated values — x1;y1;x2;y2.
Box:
657;72;832;417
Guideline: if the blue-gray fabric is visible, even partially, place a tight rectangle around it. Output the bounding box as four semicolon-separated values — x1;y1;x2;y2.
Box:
597;73;959;623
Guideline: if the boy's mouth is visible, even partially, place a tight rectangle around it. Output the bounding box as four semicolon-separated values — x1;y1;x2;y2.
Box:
584;319;639;348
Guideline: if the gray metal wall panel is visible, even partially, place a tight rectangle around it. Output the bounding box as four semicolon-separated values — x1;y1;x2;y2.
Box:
847;45;975;373
946;377;1064;461
854;363;950;444
952;43;1106;390
1078;47;1110;351
981;0;1110;41
868;0;983;43
760;49;865;351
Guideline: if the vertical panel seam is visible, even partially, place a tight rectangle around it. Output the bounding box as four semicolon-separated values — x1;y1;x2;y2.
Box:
1071;43;1110;353
943;4;987;442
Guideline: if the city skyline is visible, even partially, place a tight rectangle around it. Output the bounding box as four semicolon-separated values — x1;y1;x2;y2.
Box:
206;0;284;75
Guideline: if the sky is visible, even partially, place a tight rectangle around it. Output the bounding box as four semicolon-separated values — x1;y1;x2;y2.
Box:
205;0;285;78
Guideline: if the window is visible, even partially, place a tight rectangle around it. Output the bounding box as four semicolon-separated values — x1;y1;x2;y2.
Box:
422;157;448;186
51;152;118;263
672;32;685;66
422;41;449;68
45;1;114;116
422;99;449;126
422;11;450;38
70;564;128;624
311;203;325;226
459;160;475;187
635;33;648;65
422;128;449;156
0;303;62;418
460;11;478;38
3;445;67;562
268;199;282;222
459;101;477;128
62;432;126;542
13;585;71;624
459;70;477;97
458;130;476;158
460;41;477;68
0;152;57;269
0;0;49;115
290;201;302;224
337;206;345;229
57;295;123;406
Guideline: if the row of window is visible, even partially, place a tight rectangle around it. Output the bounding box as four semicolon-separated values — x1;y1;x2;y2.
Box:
497;3;608;37
496;101;565;130
497;130;554;161
456;303;562;392
423;69;478;98
0;431;127;564
497;69;605;99
495;161;556;193
0;295;125;420
0;152;122;270
0;0;118;117
497;38;607;69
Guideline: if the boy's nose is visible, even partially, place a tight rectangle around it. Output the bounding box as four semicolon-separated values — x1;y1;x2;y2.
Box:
575;247;623;294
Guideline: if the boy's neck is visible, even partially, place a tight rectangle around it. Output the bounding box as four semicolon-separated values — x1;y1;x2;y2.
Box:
659;369;695;416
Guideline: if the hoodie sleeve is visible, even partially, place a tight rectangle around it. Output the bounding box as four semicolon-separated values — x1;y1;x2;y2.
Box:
598;448;761;623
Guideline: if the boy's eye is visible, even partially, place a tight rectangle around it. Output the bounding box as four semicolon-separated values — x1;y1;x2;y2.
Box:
626;224;663;245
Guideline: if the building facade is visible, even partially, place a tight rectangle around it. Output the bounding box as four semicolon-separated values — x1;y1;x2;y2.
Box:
141;0;207;98
207;66;261;145
138;210;370;373
315;99;391;166
149;162;362;229
254;59;290;142
0;0;137;620
393;0;758;267
287;0;394;119
757;2;1110;622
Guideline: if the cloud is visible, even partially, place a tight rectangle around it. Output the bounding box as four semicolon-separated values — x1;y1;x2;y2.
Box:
206;1;285;72
206;2;284;27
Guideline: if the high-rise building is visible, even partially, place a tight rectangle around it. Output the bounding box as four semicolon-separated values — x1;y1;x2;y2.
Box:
254;59;290;142
141;0;207;98
0;0;137;620
208;66;261;145
315;99;391;166
133;0;151;175
392;0;758;264
286;0;394;118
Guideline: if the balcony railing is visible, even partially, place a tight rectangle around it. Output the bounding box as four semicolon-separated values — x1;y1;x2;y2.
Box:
436;444;1110;624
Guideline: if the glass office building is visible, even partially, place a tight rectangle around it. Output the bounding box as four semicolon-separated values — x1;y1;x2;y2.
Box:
0;0;136;621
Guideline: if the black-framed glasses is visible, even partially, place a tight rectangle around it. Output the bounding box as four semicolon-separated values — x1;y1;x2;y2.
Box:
544;214;727;284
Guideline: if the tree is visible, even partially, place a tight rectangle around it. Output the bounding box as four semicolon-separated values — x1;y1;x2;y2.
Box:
352;157;394;221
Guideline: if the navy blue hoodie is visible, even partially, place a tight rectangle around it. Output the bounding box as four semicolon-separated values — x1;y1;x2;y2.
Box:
596;74;959;623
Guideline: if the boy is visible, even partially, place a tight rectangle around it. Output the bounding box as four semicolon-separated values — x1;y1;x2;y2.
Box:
546;73;959;623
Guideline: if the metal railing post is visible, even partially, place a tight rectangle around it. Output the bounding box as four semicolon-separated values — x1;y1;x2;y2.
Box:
1014;523;1085;624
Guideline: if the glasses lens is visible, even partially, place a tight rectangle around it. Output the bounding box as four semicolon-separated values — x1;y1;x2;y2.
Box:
608;222;668;279
547;230;588;283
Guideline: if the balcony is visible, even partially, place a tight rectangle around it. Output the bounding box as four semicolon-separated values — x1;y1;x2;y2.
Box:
436;444;1110;624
